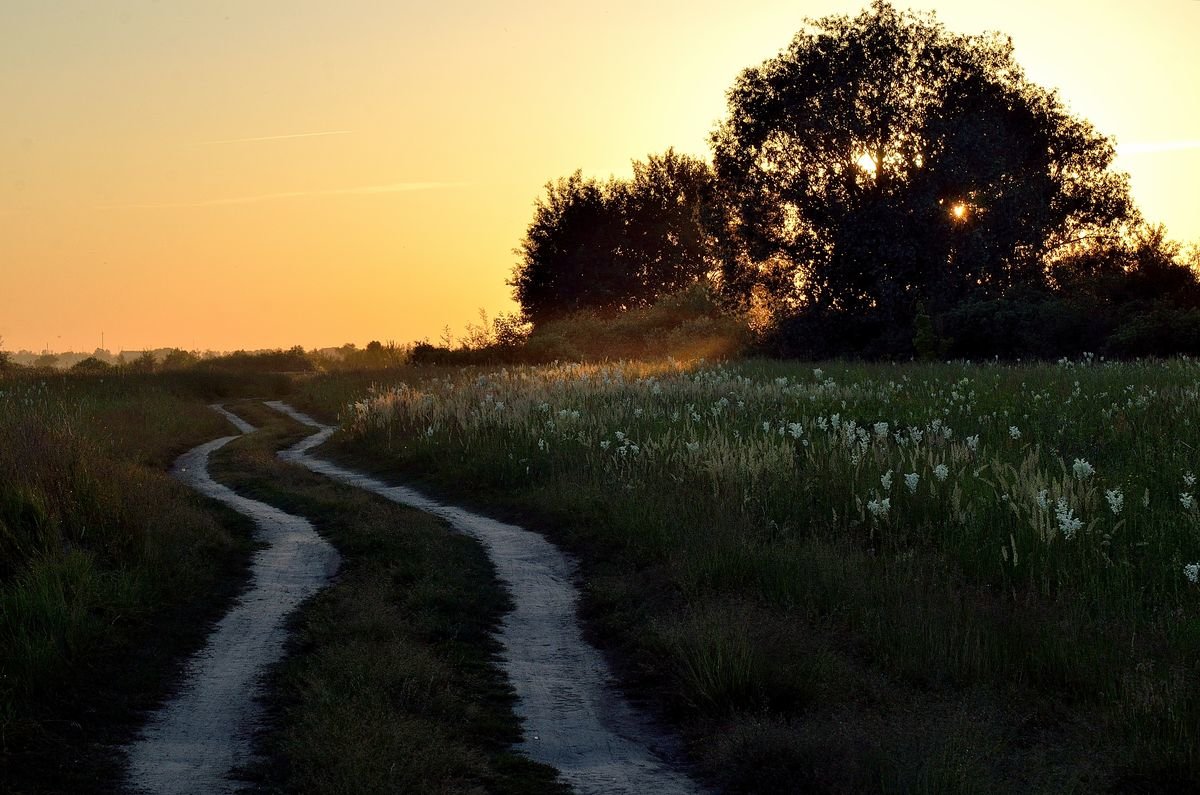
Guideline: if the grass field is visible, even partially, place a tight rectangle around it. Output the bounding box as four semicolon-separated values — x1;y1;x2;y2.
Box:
0;372;257;792
295;357;1200;792
6;361;1197;792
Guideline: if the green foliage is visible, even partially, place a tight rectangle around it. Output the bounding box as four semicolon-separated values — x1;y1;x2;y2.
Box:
912;303;950;361
523;282;749;362
315;340;411;371
511;150;722;324
70;356;112;373
711;1;1132;348
160;348;199;370
195;345;316;374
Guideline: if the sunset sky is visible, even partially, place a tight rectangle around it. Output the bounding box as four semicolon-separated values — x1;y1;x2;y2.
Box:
3;0;1198;353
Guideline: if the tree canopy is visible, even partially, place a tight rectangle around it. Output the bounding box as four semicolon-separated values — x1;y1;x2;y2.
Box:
510;149;721;325
711;1;1134;328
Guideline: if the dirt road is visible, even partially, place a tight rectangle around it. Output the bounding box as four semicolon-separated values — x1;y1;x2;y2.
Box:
266;401;700;795
123;406;340;794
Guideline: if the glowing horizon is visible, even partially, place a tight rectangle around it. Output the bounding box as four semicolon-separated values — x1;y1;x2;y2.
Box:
3;0;1198;353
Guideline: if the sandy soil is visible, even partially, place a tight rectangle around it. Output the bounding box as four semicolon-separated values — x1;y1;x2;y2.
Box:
123;405;340;794
266;401;701;795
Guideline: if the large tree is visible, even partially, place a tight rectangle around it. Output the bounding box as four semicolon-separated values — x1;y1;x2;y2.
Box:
510;150;721;325
711;1;1134;327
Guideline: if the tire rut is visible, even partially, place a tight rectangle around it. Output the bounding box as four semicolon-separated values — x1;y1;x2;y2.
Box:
264;400;701;795
123;405;340;794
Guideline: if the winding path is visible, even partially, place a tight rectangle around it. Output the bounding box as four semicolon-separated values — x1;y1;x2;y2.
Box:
124;406;340;794
265;401;700;795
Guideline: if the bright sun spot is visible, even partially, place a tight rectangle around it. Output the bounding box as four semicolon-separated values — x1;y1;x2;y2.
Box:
855;152;877;173
951;202;968;220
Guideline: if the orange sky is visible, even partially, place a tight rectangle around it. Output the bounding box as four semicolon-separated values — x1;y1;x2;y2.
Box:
2;0;1198;353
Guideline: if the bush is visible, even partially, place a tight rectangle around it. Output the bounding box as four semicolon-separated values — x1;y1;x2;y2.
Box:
1107;307;1200;357
524;282;748;362
70;357;112;374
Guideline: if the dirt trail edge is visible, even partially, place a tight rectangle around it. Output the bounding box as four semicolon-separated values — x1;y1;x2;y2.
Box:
124;405;340;795
265;401;701;795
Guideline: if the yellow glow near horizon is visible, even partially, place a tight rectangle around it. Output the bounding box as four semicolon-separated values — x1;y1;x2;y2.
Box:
1;0;1198;353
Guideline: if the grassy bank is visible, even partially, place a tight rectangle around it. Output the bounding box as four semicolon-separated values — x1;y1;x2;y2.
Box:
0;371;257;793
207;402;566;794
293;359;1200;792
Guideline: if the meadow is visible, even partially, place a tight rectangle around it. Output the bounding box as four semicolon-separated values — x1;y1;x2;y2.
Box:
5;358;1198;792
0;372;264;791
296;357;1200;792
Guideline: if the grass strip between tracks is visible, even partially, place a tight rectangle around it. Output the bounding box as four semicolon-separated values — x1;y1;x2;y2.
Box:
207;401;567;795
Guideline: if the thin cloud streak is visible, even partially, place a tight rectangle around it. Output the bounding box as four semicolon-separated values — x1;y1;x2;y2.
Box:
198;130;353;145
1117;140;1200;156
103;181;465;209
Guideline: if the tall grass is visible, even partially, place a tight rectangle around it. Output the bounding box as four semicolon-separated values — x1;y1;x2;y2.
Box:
0;371;250;790
306;357;1200;790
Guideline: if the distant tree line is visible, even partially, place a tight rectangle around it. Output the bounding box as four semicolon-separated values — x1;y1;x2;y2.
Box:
507;1;1200;360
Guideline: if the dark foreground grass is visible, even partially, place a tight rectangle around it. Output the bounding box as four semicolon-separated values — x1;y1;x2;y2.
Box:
208;402;566;795
290;365;1200;794
0;371;257;793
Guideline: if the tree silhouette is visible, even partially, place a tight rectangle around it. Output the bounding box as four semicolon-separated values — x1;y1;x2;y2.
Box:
510;150;721;325
711;1;1134;335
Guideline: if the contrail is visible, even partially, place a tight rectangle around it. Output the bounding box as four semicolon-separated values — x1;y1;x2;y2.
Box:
102;182;465;209
198;130;353;145
1116;140;1200;156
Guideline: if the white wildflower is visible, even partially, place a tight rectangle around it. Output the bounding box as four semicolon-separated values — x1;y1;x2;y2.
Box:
933;464;949;482
966;434;980;452
1182;493;1196;510
1055;497;1082;540
813;368;824;380
1009;426;1021;440
1036;489;1049;510
1186;472;1197;488
1105;488;1124;515
873;421;889;439
1185;563;1200;584
537;438;548;452
867;497;890;518
600;440;611;450
905;473;919;493
685;441;700;454
881;470;893;491
787;422;804;439
1072;458;1095;480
